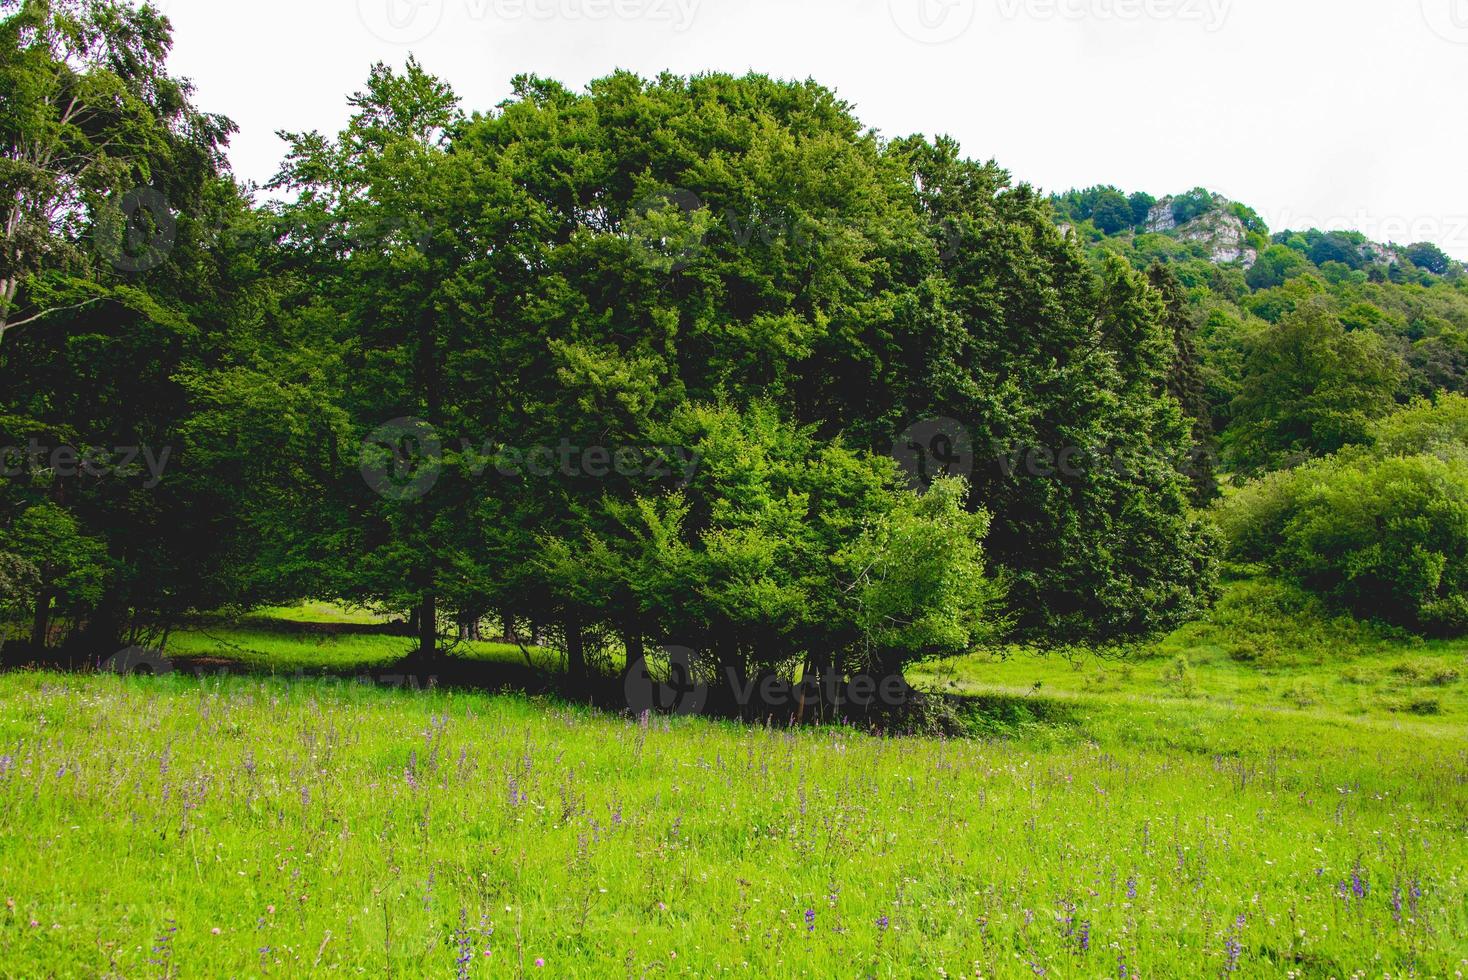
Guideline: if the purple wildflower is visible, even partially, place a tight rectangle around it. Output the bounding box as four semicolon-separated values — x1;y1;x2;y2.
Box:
1224;935;1241;973
454;909;473;980
805;908;816;933
1224;914;1245;973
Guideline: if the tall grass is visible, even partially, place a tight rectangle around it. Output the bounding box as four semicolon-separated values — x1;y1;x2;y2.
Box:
0;669;1463;976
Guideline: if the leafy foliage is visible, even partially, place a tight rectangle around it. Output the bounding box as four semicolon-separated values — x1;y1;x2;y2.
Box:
1219;452;1468;634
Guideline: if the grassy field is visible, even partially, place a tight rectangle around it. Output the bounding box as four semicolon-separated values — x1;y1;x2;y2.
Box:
0;580;1465;977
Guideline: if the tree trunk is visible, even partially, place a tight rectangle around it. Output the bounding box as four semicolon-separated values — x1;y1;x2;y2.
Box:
795;655;814;725
30;584;53;649
622;631;645;684
74;591;127;659
565;614;586;681
416;596;436;661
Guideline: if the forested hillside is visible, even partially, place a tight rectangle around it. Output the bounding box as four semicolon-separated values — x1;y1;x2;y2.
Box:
1054;186;1468;471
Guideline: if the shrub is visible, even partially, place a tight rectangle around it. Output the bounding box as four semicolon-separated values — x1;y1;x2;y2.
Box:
1218;454;1468;635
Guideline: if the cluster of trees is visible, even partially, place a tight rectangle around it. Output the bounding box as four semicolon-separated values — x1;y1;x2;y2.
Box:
1056;183;1468;635
1;1;1220;696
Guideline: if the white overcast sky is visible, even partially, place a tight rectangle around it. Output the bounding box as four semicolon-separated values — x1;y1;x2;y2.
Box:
158;0;1468;258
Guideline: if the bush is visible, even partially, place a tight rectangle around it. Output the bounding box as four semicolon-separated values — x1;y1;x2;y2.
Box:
1218;453;1468;634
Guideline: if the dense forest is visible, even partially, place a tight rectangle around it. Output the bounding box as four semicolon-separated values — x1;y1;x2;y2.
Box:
6;0;1468;704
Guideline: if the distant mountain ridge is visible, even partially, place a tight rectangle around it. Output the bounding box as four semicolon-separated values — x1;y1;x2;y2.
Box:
1051;186;1461;280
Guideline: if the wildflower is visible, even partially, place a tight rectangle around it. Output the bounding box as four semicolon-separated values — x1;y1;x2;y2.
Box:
211;927;222;935
535;957;546;967
805;908;816;932
1125;876;1137;900
452;910;474;980
876;914;890;931
1224;934;1242;973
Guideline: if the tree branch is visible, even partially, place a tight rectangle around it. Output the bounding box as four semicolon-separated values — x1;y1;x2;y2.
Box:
0;296;104;338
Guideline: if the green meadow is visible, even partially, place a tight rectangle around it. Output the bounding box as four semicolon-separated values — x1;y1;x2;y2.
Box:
1;579;1465;978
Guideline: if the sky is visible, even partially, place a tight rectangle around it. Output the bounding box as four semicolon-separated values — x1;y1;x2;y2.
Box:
159;0;1468;258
